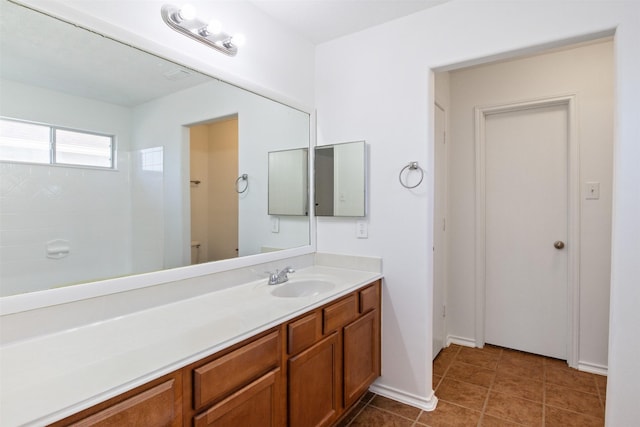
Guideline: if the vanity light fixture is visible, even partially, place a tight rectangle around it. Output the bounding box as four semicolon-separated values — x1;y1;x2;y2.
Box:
161;4;244;56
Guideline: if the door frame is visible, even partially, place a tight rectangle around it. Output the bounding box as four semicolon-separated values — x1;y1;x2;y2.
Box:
433;101;448;359
474;94;580;367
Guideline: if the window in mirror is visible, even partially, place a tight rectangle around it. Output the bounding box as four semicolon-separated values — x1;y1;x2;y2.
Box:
314;141;366;217
0;117;115;169
54;128;114;168
268;148;309;216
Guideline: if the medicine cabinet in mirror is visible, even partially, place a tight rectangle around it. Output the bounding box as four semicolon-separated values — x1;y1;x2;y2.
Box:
268;148;309;216
0;0;311;298
314;141;366;217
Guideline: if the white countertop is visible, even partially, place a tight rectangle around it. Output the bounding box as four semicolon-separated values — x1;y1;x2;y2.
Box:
0;265;382;426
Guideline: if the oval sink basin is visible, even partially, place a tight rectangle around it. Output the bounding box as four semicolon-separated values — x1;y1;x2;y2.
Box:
271;280;335;298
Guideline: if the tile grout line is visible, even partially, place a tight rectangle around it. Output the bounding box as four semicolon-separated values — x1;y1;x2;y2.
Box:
542;357;548;426
366;404;424;425
343;392;376;427
594;375;606;416
476;347;502;427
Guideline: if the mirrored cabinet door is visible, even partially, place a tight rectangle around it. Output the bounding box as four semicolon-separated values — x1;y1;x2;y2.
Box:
314;141;366;217
268;148;309;216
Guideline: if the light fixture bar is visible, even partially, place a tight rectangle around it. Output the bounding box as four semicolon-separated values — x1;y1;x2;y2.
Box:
161;4;238;57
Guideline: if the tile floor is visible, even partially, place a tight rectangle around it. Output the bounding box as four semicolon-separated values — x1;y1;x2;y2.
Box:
339;344;607;426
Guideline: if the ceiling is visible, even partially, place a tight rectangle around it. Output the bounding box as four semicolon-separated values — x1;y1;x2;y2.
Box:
248;0;450;44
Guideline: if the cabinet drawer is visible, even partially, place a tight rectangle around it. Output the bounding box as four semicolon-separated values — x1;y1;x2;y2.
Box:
70;379;178;427
288;312;321;355
359;284;378;314
194;369;280;427
323;294;358;334
193;331;279;411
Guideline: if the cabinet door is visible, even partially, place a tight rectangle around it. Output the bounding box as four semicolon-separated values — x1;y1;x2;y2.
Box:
193;369;282;427
288;333;340;427
343;310;380;408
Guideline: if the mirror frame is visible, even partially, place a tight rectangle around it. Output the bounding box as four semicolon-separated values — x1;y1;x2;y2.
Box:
0;0;316;315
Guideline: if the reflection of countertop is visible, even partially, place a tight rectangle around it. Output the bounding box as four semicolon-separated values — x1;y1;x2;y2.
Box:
0;264;382;426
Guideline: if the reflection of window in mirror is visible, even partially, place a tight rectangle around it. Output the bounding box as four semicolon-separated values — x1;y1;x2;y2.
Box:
268;148;309;216
315;141;366;217
0;117;115;168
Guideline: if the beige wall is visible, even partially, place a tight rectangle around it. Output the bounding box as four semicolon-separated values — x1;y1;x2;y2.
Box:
443;39;613;370
190;118;239;263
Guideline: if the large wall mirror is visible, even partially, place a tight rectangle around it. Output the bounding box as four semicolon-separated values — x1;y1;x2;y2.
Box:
0;0;311;298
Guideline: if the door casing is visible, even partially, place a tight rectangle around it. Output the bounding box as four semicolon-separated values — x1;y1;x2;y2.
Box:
474;94;580;367
433;101;448;359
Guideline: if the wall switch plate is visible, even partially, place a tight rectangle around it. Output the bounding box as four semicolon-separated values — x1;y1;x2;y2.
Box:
356;221;368;238
271;217;280;233
586;182;600;200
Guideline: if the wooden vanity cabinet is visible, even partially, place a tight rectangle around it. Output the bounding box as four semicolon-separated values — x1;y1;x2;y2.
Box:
287;280;381;427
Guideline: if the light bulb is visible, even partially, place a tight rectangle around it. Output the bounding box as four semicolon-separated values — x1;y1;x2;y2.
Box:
231;33;246;47
206;19;222;35
177;4;196;21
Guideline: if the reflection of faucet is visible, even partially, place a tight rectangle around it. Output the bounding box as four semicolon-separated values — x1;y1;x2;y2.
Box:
268;266;295;285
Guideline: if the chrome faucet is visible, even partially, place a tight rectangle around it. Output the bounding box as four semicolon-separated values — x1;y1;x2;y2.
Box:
268;266;295;285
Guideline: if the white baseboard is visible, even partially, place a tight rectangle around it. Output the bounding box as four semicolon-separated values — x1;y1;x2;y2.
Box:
446;335;477;348
368;382;438;412
578;361;608;376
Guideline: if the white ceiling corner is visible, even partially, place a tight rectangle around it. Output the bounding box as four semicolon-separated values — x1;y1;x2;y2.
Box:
248;0;451;44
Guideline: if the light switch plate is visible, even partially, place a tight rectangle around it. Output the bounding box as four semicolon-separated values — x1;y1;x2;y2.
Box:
271;217;280;233
586;182;600;200
356;221;368;238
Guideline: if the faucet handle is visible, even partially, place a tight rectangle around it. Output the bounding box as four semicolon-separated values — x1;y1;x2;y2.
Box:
266;270;279;285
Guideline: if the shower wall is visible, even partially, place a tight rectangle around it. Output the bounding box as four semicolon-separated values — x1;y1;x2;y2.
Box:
0;79;133;296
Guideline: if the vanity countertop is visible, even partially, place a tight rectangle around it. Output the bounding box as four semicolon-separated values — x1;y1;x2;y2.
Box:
0;265;382;426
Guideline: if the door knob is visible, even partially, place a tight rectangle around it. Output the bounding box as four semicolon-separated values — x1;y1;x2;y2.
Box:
554;241;565;250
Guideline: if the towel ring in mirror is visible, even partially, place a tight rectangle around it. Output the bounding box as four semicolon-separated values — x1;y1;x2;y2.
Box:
235;173;249;193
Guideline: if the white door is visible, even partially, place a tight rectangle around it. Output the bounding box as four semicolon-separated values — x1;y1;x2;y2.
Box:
484;103;568;360
433;103;447;359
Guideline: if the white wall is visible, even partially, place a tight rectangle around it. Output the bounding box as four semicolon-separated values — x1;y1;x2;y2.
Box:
445;40;613;371
315;0;640;422
0;79;133;296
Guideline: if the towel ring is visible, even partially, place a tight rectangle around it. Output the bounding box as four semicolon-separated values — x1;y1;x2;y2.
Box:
235;174;248;193
399;161;424;189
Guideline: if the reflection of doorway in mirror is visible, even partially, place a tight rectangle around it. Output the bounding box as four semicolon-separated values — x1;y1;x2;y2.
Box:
189;116;239;264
